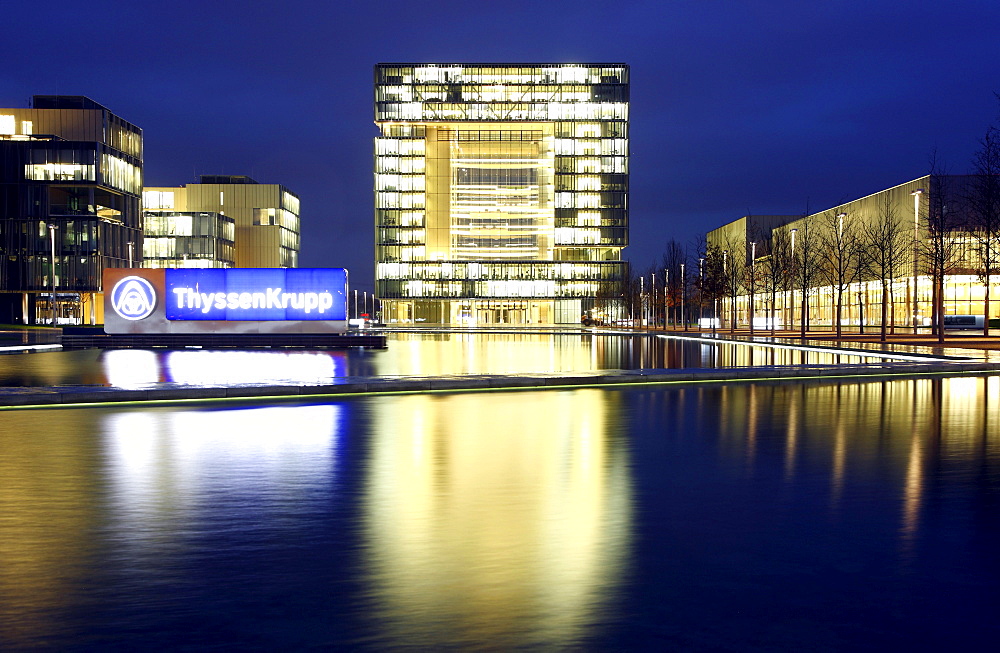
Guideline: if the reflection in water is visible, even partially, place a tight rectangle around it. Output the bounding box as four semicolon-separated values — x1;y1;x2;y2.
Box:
0;410;101;646
3;332;901;388
0;377;998;648
361;389;631;649
0;404;341;647
102;349;346;388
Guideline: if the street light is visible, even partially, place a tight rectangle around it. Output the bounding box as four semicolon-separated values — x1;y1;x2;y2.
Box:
680;262;686;331
127;241;134;268
723;250;730;331
48;223;57;326
790;228;798;331
354;289;358;321
750;242;757;335
698;257;704;329
911;188;924;333
651;272;656;329
639;275;644;328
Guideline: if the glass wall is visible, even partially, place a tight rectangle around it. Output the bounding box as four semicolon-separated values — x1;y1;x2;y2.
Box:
375;64;629;324
142;212;236;268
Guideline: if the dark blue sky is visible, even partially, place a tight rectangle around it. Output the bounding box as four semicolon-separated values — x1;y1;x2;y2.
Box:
5;0;999;292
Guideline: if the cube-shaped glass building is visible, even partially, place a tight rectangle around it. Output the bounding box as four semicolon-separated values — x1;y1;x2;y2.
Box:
374;63;629;325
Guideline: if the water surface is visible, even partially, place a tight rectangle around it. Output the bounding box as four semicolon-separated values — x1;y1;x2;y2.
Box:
0;331;900;388
2;377;998;649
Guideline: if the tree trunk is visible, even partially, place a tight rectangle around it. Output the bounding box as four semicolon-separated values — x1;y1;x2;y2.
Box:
880;278;888;342
800;287;808;339
835;287;843;339
984;274;991;337
936;275;945;344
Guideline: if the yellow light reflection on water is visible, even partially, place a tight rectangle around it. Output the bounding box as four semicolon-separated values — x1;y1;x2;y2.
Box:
0;411;102;643
377;333;600;376
361;388;632;648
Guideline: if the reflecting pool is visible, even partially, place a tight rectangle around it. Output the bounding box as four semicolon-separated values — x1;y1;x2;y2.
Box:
2;377;998;649
0;331;911;388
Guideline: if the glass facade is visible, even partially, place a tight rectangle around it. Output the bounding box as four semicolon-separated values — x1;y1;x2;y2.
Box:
141;208;236;269
0;97;143;325
143;177;301;270
375;64;629;325
708;175;1000;330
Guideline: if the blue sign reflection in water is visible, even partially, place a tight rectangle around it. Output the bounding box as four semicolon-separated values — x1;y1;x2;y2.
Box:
2;377;1000;648
100;349;348;388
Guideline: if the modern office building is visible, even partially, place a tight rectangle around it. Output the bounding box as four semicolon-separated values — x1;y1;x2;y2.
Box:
143;175;299;269
707;175;992;330
142;188;235;268
0;96;142;325
374;63;629;325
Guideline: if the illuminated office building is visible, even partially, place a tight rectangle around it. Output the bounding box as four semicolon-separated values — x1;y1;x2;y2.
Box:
0;96;142;325
143;175;299;269
142;189;235;268
374;63;629;325
707;175;994;329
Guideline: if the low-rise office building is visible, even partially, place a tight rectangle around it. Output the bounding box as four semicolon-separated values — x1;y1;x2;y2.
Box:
707;175;993;330
144;175;299;269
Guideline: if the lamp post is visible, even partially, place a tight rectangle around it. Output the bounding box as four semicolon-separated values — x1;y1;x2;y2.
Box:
790;228;797;332
750;242;757;335
723;250;730;331
698;257;704;330
680;262;687;331
127;241;134;268
651;272;656;329
911;188;924;333
354;289;358;321
639;275;644;328
48;223;57;326
837;212;847;332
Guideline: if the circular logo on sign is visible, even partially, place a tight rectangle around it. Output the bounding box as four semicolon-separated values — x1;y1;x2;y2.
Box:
110;276;157;320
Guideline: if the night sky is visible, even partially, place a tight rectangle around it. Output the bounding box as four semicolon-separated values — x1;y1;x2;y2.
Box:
5;0;999;293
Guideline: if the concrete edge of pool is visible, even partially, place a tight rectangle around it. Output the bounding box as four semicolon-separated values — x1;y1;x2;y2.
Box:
2;361;1000;410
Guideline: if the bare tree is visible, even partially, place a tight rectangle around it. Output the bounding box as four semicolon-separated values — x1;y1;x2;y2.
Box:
661;240;687;328
762;229;792;336
792;213;821;339
968;117;1000;336
691;235;708;329
862;194;909;341
699;245;728;335
721;235;746;332
743;221;765;336
817;207;861;339
921;165;963;344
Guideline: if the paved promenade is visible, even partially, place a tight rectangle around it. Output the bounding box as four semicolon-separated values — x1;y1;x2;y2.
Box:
2;326;999;409
0;329;1000;409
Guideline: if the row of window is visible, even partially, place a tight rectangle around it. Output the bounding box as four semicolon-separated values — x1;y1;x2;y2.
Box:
377;260;625;280
144;213;235;240
376;65;627;85
376;102;629;122
377;278;615;299
377;86;628;104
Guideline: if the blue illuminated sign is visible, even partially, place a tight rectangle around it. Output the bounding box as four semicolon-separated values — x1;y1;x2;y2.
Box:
165;268;347;321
